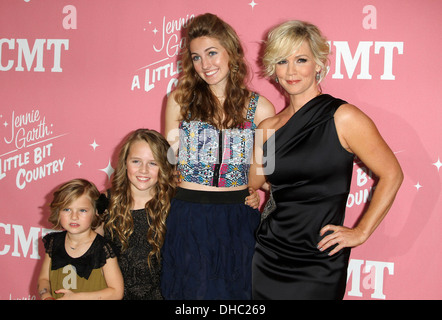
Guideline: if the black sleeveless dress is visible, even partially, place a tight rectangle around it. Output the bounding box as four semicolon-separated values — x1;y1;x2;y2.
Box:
105;209;163;300
252;94;354;300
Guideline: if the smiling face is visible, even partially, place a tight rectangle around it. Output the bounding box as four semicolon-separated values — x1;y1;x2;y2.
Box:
126;140;159;199
190;36;230;92
275;40;321;99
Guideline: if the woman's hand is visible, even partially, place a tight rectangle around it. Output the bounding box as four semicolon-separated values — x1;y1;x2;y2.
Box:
245;187;260;209
317;225;368;256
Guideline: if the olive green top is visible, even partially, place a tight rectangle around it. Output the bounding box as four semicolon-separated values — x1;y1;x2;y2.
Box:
43;231;116;299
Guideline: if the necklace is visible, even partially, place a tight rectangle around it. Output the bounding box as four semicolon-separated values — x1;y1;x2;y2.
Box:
68;241;89;250
68;241;82;250
66;234;93;250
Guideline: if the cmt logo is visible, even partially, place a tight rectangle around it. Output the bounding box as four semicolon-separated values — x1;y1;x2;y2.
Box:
0;223;52;259
0;38;69;72
330;41;404;80
346;259;395;299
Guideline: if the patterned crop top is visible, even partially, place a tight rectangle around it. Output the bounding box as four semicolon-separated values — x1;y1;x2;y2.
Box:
177;93;259;187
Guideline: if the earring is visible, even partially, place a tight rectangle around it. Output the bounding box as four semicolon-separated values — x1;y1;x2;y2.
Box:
275;77;279;83
316;72;321;82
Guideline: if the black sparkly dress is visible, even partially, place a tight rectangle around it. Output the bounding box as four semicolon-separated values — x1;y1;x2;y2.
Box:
106;208;162;300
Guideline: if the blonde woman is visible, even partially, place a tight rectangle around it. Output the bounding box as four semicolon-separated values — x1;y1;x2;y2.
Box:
249;21;403;299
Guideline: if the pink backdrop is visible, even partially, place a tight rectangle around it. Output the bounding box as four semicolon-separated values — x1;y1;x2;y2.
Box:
1;0;440;300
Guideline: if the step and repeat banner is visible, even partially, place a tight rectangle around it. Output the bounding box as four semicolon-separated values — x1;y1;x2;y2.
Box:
1;0;440;300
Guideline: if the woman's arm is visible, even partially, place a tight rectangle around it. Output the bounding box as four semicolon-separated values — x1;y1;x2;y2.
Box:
253;95;275;126
318;104;403;255
249;117;277;191
164;91;182;157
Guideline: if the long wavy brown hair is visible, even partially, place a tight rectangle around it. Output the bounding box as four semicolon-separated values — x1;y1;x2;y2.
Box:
175;13;251;129
104;129;176;269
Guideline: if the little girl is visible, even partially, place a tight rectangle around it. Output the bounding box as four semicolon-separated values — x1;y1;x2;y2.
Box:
37;179;124;300
103;129;176;300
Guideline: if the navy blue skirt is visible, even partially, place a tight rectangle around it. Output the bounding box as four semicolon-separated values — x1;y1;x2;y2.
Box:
161;188;260;300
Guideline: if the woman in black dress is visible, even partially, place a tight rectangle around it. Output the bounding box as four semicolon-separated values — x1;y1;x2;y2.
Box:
249;21;403;299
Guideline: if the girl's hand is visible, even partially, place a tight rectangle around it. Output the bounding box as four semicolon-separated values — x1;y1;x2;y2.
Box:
54;289;75;300
245;187;260;209
317;225;367;256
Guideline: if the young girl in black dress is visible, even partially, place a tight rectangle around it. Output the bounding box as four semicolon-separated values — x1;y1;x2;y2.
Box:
104;129;176;300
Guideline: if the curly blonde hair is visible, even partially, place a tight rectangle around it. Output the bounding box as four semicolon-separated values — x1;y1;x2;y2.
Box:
105;129;176;269
174;13;251;129
263;20;330;84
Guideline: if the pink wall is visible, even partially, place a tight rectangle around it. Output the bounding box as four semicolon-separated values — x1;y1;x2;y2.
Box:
1;0;440;300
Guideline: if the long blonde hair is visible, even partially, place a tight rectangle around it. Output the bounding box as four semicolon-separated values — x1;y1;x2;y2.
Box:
105;129;176;268
174;13;251;129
